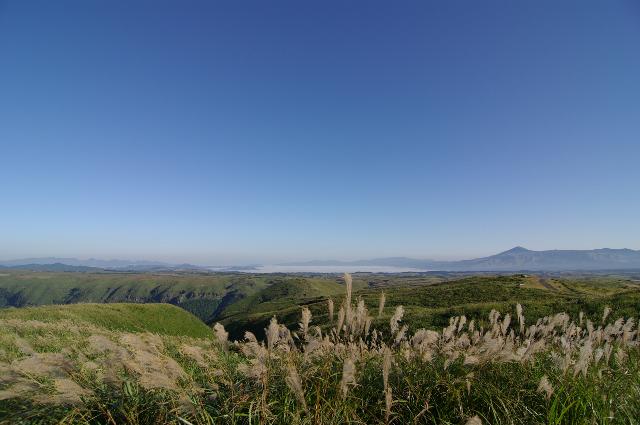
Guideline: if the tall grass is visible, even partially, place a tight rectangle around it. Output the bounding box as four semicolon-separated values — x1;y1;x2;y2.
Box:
2;273;640;424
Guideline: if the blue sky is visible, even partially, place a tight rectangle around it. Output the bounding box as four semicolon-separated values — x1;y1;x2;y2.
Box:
1;1;639;264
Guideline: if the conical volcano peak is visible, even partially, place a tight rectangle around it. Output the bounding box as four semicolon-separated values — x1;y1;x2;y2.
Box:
500;246;531;254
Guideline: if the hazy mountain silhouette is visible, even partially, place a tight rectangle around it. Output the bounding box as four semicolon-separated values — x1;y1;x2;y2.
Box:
281;247;640;271
0;258;204;271
3;248;640;272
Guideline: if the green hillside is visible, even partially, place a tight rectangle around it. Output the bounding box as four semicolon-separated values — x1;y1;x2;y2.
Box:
2;270;640;342
0;271;365;328
219;274;640;339
0;271;272;322
361;275;640;329
217;276;367;337
0;303;212;338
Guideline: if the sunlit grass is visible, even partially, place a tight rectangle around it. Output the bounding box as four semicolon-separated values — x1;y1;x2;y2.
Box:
2;276;640;423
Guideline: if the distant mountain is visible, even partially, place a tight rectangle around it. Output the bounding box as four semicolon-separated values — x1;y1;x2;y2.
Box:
0;257;209;272
117;263;209;272
450;247;640;271
281;247;640;271
281;257;427;268
0;257;170;269
0;263;103;272
3;248;640;273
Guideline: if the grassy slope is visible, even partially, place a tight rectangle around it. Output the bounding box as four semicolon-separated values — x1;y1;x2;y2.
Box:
0;303;212;338
218;275;368;338
2;275;640;423
0;271;365;330
363;275;640;329
0;271;272;322
3;270;640;341
219;274;640;339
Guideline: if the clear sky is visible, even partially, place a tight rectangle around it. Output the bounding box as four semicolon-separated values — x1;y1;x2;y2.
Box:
1;1;639;264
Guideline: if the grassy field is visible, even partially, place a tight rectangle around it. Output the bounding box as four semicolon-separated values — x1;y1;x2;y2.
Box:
218;274;640;340
0;303;212;338
2;274;640;424
3;270;640;342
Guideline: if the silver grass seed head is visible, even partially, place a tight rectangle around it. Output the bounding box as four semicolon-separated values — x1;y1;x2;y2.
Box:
266;316;280;350
340;357;357;398
299;307;312;338
285;363;307;411
390;306;404;335
458;315;467;333
384;387;393;423
466;415;482;425
328;298;334;322
213;323;229;347
378;291;386;318
337;306;346;336
602;306;611;324
537;375;554;400
382;346;392;390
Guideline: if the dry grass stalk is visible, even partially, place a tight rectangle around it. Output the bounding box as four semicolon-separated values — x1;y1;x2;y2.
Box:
390;306;404;335
285;362;307;411
382;346;393;422
537;375;554;400
384;387;393;423
213;323;228;349
267;317;280;351
344;273;353;328
382;346;392;390
378;291;386;318
337;306;346;336
466;415;482;425
340;357;356;399
299;307;312;339
328;298;334;322
602;306;612;324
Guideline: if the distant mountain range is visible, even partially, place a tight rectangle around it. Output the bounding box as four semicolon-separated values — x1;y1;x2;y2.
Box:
280;247;640;271
0;257;206;272
0;263;104;272
0;257;169;268
2;247;640;272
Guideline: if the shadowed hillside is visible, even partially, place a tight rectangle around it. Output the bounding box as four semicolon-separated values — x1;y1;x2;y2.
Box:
0;271;274;323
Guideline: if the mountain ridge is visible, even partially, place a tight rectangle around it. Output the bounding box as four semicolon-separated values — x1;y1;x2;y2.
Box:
3;247;640;271
280;247;640;271
0;257;207;271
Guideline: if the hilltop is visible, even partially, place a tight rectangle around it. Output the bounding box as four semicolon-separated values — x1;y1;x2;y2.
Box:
0;303;212;338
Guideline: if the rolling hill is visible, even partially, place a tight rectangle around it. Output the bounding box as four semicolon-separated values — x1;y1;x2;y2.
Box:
0;271;360;325
0;303;212;337
3;268;640;342
218;274;640;339
2;275;640;424
0;271;272;323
